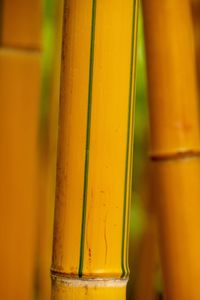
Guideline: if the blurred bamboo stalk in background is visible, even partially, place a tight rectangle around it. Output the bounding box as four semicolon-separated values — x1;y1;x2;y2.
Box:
0;1;42;299
142;0;200;299
134;165;158;300
0;0;41;49
51;0;138;299
128;157;158;300
191;0;200;85
135;214;157;300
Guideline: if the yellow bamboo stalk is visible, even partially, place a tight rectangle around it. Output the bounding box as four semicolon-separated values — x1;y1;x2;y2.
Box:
1;0;41;49
135;166;158;300
51;0;139;298
0;50;41;300
191;0;200;86
151;155;200;300
142;0;200;156
0;1;42;299
142;0;200;299
135;216;157;300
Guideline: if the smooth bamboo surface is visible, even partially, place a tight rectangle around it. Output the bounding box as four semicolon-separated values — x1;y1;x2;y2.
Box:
142;0;200;299
151;158;200;300
134;176;158;300
0;1;42;299
51;0;138;298
1;0;41;49
191;0;200;85
135;216;157;300
143;0;200;157
0;49;41;299
130;163;158;300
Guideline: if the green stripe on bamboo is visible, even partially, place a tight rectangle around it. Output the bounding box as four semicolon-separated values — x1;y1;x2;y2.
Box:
78;0;97;277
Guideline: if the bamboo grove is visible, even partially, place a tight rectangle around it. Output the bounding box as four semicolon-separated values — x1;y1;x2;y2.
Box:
1;0;200;299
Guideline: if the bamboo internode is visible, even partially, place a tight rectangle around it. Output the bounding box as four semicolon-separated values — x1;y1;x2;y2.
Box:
51;0;138;298
0;49;41;300
191;0;200;86
142;0;200;299
0;1;42;299
151;157;200;300
1;0;42;49
143;0;200;157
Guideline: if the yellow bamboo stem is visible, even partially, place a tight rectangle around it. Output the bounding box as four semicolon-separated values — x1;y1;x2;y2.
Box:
135;166;158;300
1;0;41;49
142;0;200;156
0;49;41;300
191;0;200;86
135;216;157;300
0;1;42;299
51;0;138;298
151;155;200;300
142;0;200;299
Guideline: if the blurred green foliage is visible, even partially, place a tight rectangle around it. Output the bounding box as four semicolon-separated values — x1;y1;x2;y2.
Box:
130;10;148;252
39;0;56;145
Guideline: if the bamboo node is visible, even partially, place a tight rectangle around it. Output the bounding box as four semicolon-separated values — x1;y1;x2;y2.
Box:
51;274;128;288
150;149;200;162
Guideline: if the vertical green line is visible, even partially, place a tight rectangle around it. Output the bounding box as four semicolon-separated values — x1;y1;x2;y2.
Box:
78;0;97;277
121;0;138;278
125;3;139;273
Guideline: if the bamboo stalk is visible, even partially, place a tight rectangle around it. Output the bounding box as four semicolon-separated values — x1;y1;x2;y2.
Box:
0;50;41;300
51;0;139;298
151;154;200;300
1;0;41;49
0;1;42;299
191;0;200;88
135;215;157;300
134;166;158;300
142;0;200;299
